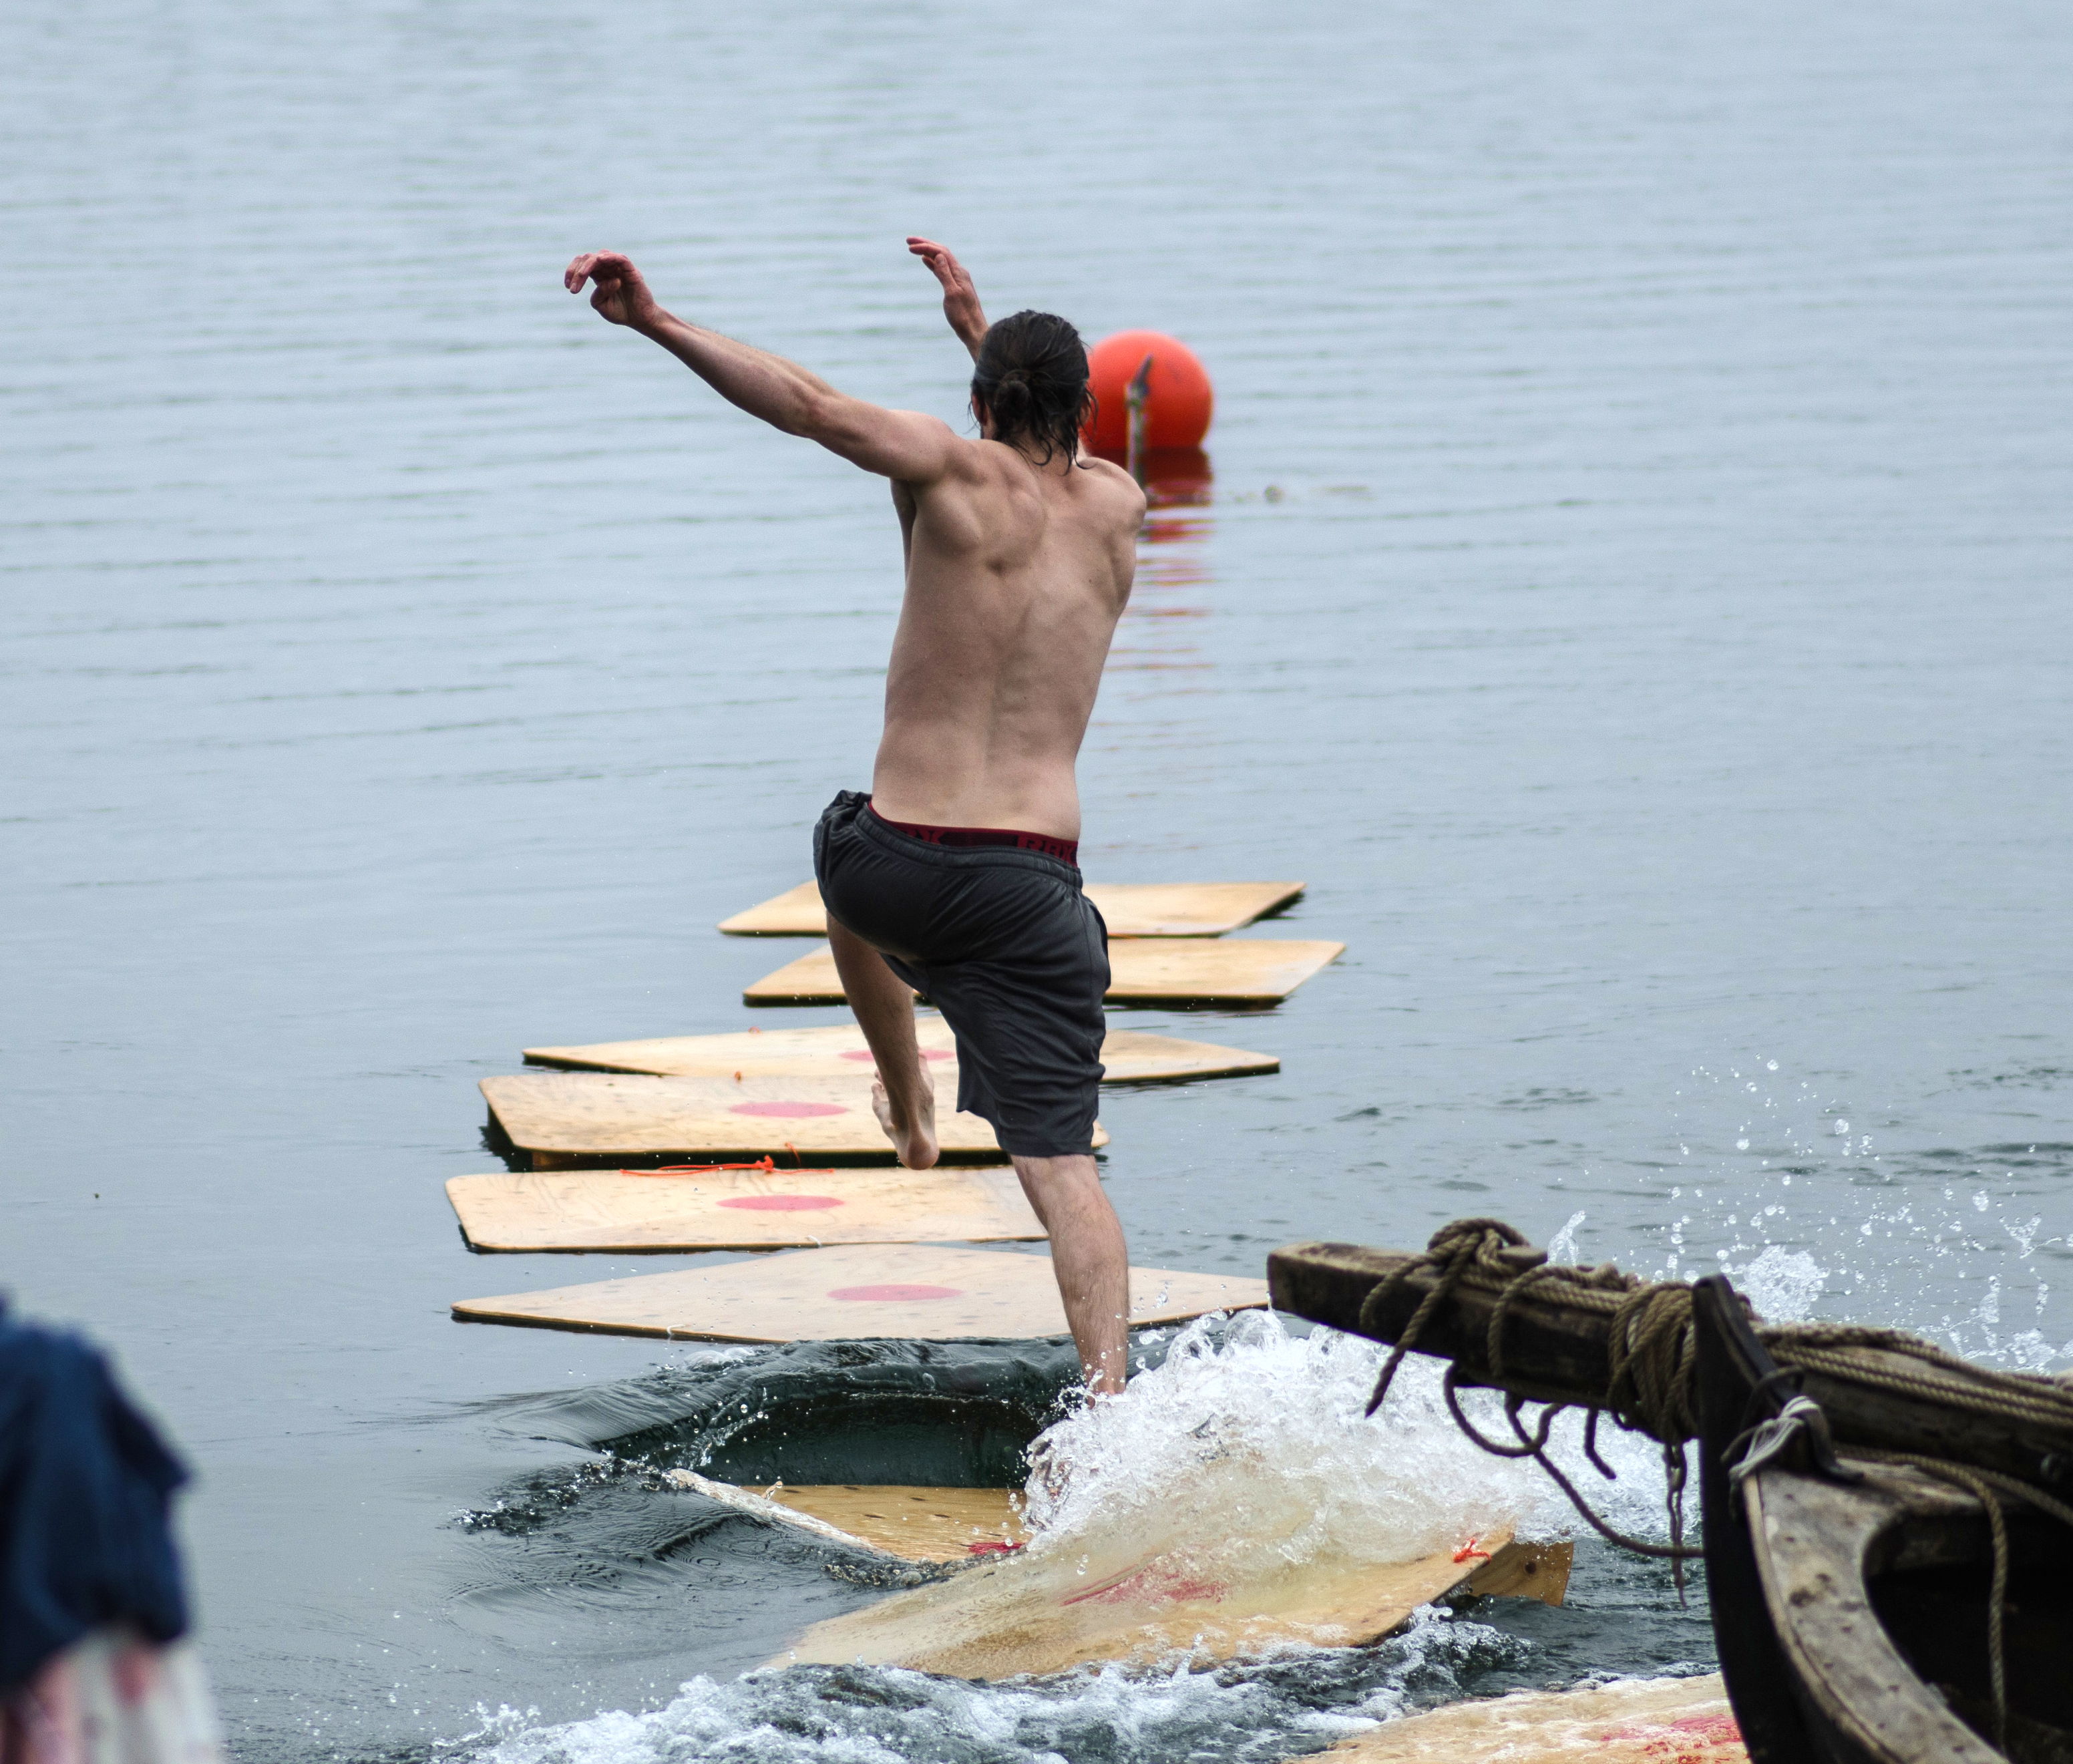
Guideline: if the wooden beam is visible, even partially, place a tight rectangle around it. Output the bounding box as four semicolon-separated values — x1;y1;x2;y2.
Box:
1268;1240;2073;1489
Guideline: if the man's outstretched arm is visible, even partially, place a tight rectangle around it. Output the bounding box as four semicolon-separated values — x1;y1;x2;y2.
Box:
565;250;958;483
906;237;988;361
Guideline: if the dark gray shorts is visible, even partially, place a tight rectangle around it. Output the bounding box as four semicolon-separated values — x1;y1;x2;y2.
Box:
812;789;1109;1158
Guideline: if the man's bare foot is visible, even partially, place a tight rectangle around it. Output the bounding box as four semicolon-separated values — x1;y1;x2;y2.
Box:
872;1073;939;1170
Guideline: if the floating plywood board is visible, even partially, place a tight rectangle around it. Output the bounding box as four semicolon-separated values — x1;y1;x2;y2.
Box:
451;1242;1269;1342
670;1471;1025;1564
478;1071;1100;1168
744;939;1344;1008
1324;1673;1740;1762
776;1527;1564;1679
445;1166;1045;1252
721;880;1306;938
522;1017;1279;1084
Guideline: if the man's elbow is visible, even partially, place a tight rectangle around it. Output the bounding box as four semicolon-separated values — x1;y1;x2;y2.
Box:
781;389;847;442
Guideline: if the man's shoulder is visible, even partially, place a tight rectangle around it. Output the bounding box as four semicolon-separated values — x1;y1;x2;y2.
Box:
1071;454;1149;522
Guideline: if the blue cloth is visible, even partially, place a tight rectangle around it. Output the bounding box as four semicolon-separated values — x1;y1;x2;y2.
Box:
0;1300;190;1695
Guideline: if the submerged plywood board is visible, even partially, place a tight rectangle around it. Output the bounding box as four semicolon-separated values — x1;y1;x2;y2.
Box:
744;939;1344;1008
478;1071;1101;1167
522;1017;1280;1085
665;1473;1024;1564
1324;1673;1741;1762
446;1166;1045;1253
451;1242;1269;1342
722;880;1306;939
761;1485;1024;1562
776;1528;1561;1679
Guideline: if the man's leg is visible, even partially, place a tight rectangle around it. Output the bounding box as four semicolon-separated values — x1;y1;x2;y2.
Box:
1013;1155;1129;1397
826;918;938;1170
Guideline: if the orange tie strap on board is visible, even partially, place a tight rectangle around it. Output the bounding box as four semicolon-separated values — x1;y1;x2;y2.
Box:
617;1158;783;1178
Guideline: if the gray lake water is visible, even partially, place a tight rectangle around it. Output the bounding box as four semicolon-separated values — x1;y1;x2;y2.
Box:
5;1;2070;1759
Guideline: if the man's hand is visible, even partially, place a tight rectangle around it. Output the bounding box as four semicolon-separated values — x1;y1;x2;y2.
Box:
564;250;664;329
907;236;988;361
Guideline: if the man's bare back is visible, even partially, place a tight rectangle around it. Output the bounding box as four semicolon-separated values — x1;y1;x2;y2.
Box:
879;439;1141;839
564;239;1141;1395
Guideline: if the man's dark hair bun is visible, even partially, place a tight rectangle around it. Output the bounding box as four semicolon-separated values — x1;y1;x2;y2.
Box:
971;313;1091;466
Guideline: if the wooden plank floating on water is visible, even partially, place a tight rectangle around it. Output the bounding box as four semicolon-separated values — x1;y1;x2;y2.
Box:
445;1166;1045;1253
1266;1240;2073;1489
480;1071;1108;1168
762;1483;1024;1562
743;938;1345;1008
451;1242;1268;1342
522;1017;1280;1084
669;1473;1026;1563
1322;1674;1742;1762
775;1527;1567;1679
721;880;1307;938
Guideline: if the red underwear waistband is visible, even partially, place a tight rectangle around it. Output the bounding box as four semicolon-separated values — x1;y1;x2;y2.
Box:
868;802;1079;866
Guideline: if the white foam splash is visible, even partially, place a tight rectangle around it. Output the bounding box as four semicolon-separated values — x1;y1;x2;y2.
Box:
1024;1311;1536;1576
467;1606;1516;1764
1022;1310;1674;1574
1726;1245;1827;1323
1546;1211;1588;1266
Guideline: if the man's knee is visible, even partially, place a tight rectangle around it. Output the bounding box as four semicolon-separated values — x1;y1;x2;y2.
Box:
1011;1152;1107;1208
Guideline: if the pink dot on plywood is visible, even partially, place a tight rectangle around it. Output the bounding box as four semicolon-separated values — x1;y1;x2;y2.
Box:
827;1283;963;1302
729;1101;847;1118
717;1194;844;1212
839;1049;952;1062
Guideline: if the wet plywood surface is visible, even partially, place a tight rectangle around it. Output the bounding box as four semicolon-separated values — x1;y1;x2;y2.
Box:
665;1473;1025;1564
763;1485;1025;1562
445;1166;1045;1252
722;880;1306;938
1323;1673;1740;1761
776;1528;1558;1679
479;1071;1105;1166
451;1242;1269;1341
743;939;1344;1007
522;1017;1279;1084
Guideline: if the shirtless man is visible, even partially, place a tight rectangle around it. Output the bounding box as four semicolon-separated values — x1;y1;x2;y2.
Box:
564;240;1145;1395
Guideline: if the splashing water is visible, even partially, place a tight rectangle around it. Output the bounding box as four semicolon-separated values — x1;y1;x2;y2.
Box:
1547;1211;1589;1266
1034;1310;1683;1558
457;1316;1693;1763
1650;1060;2073;1367
1726;1245;1827;1323
467;1611;1534;1764
1024;1311;1538;1570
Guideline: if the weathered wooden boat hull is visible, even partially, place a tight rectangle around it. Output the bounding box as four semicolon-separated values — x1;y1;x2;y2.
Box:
1694;1276;2073;1764
1270;1239;2073;1764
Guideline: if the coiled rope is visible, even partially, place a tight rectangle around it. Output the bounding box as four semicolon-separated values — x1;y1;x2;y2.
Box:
1360;1220;1705;1579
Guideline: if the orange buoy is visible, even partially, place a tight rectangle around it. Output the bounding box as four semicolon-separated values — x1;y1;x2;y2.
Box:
1083;331;1213;457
